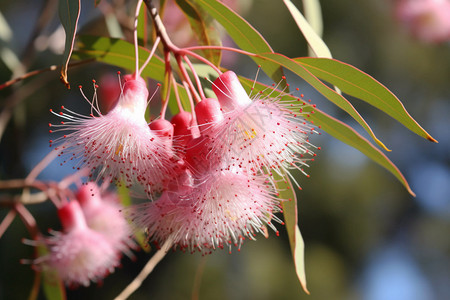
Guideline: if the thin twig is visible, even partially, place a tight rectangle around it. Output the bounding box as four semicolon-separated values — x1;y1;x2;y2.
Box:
0;192;48;207
0;179;48;191
183;56;206;100
134;0;144;77
0;59;94;91
144;0;178;51
0;209;16;238
15;203;39;238
114;238;173;300
0;65;58;91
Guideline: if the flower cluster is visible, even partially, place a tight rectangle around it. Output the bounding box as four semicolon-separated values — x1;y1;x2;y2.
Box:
50;70;317;255
31;183;134;287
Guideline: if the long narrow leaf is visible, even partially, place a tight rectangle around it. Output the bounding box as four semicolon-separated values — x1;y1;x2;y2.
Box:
58;0;81;88
308;106;415;196
276;174;309;294
296;57;437;142
283;0;331;58
237;75;415;195
176;0;222;66
193;0;285;84
255;52;391;151
302;0;323;38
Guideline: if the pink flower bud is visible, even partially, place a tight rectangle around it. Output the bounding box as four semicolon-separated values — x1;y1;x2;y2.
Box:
171;111;194;147
195;98;224;128
212;71;252;110
58;201;88;232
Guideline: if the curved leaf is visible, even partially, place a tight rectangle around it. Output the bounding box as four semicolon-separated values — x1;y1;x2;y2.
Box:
308;107;415;196
58;0;81;89
302;0;323;38
137;2;148;46
296;57;437;143
193;0;285;84
176;0;222;66
255;52;391;151
237;75;415;195
283;0;331;58
275;174;309;294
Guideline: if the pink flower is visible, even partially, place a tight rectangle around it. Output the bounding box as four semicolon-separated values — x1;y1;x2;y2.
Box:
49;76;174;194
76;182;136;257
130;168;282;254
211;71;314;174
38;201;119;287
395;0;450;43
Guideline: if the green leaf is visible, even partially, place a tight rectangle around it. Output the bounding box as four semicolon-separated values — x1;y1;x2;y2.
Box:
193;0;285;84
255;52;391;151
283;0;331;58
37;243;67;300
137;1;148;46
58;0;81;89
176;0;222;66
308;107;415;196
73;36;166;81
302;0;323;38
237;75;415;195
275;173;309;294
296;57;437;143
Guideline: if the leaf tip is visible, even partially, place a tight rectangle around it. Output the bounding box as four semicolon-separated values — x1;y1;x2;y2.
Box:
59;74;70;89
302;284;310;295
408;187;416;198
375;138;391;152
426;135;438;143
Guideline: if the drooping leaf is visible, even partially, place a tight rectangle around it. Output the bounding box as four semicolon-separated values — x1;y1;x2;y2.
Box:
58;0;81;89
176;0;222;66
283;0;331;58
193;0;285;84
137;1;148;46
296;57;437;143
302;0;323;38
307;106;415;196
275;173;309;294
237;74;415;195
255;52;391;151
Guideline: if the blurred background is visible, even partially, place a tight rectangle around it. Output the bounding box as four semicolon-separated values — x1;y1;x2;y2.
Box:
0;0;449;299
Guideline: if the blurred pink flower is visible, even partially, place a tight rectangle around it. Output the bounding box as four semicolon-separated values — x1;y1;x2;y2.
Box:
39;201;119;287
76;182;136;257
395;0;450;43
